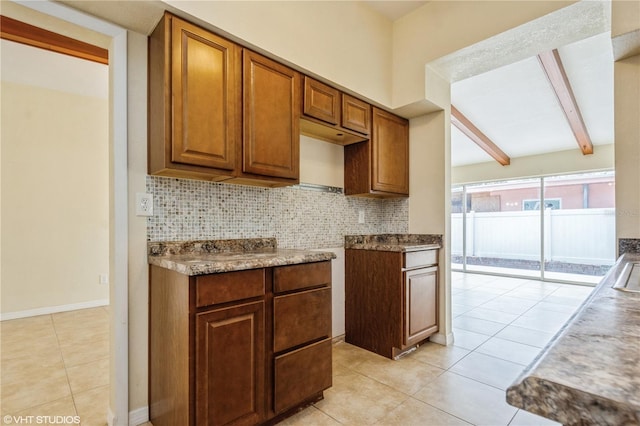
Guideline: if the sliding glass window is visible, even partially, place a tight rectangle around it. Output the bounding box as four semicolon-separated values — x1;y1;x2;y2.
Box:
451;171;616;284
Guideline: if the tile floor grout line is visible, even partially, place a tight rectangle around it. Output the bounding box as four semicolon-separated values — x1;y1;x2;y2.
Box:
50;312;82;418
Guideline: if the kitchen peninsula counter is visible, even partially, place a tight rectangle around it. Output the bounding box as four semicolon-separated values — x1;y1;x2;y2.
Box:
148;238;336;275
507;253;640;425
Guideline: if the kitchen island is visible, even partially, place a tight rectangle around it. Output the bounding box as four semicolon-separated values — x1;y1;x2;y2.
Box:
507;252;640;425
148;238;336;426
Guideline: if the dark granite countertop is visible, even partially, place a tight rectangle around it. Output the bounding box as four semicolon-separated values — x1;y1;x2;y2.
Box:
506;253;640;425
345;234;442;252
148;238;336;276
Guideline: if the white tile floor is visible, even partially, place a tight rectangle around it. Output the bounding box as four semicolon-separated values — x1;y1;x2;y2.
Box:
282;271;595;426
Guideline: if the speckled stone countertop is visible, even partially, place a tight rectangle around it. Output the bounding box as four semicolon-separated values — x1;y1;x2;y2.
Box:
148;238;336;276
344;234;442;252
507;253;640;425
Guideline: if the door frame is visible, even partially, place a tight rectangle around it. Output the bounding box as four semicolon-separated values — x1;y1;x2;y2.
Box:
16;1;129;424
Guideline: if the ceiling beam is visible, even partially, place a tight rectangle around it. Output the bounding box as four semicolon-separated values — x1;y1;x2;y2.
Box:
0;15;108;65
537;49;593;155
451;105;511;166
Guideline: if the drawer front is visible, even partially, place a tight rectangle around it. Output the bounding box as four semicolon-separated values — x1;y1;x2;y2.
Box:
274;287;331;352
196;269;265;307
274;338;332;414
274;261;331;293
404;249;438;269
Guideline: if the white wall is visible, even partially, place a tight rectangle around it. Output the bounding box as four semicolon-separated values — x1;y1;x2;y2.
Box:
1;42;109;317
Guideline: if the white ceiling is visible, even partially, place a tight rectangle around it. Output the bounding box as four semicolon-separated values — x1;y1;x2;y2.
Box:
451;32;614;167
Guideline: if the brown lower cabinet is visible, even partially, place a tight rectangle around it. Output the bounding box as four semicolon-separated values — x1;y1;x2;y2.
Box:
345;248;438;359
149;261;332;426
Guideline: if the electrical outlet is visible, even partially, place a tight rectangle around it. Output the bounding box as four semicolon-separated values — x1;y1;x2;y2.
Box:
99;273;109;285
136;193;153;216
358;210;365;224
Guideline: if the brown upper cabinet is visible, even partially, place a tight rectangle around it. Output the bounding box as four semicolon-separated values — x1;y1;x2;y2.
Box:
148;13;300;187
345;107;409;198
236;50;300;183
300;76;370;145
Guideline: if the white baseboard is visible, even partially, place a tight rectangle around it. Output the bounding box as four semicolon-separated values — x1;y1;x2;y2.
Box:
0;299;109;321
107;407;116;426
129;406;149;426
430;332;455;346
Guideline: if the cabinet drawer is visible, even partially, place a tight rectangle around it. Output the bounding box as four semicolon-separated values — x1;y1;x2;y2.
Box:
274;338;332;414
274;287;331;352
404;249;438;269
274;261;331;293
196;269;265;307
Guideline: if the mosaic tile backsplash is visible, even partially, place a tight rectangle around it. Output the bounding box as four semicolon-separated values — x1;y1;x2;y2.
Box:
147;176;409;249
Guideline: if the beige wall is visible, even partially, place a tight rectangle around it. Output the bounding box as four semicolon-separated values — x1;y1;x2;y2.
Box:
1;81;109;315
452;144;615;185
408;111;452;343
165;0;393;106
300;136;344;188
126;31;151;412
614;55;640;241
612;0;640;243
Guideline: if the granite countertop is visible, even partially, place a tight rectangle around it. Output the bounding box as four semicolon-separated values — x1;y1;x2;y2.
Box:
148;238;336;276
506;252;640;425
345;234;442;252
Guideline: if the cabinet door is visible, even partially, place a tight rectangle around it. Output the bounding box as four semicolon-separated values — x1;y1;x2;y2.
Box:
404;266;438;346
371;107;409;195
303;76;340;125
171;16;240;170
196;301;265;426
342;94;370;135
243;50;300;179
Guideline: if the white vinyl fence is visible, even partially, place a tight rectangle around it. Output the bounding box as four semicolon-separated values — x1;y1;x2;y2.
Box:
452;208;616;265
